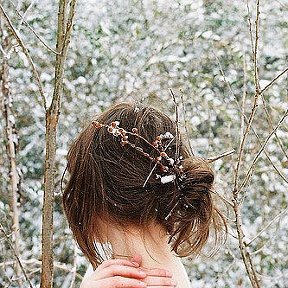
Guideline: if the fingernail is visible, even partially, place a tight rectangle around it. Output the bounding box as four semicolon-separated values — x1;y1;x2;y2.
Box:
132;261;140;267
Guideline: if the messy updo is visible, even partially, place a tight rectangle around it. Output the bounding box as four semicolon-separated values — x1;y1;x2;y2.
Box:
62;102;226;268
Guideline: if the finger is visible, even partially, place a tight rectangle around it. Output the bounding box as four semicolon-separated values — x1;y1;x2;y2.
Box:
94;276;147;288
130;254;142;266
144;276;177;287
97;259;140;272
141;268;172;278
93;265;147;280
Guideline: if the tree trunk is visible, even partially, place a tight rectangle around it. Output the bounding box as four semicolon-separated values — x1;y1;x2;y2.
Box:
40;1;77;287
0;20;22;287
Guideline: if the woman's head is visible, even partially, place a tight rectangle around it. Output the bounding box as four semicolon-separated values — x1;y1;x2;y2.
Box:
63;102;226;268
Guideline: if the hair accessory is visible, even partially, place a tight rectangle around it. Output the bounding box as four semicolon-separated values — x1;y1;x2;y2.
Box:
92;119;189;221
92;120;185;183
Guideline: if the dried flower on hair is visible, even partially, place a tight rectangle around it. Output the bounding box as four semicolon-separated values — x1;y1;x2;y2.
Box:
91;119;184;184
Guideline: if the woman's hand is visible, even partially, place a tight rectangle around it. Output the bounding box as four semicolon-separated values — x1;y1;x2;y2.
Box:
80;258;177;288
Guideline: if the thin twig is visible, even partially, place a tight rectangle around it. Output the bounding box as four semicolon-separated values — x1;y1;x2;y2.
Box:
0;43;6;56
232;200;260;288
246;0;255;60
260;67;288;95
0;224;34;288
233;0;261;195
0;4;47;110
250;229;278;255
239;108;288;196
275;0;288;9
233;31;260;197
169;88;181;161
207;149;235;163
216;55;287;185
0;258;83;280
231;1;261;286
253;0;261;95
9;0;60;54
214;246;236;285
62;0;77;55
212;190;234;208
246;207;287;246
213;49;288;187
240;54;247;138
126;131;161;154
142;137;175;187
17;0;35;27
1;28;23;286
260;94;288;159
247;0;288;160
179;88;194;155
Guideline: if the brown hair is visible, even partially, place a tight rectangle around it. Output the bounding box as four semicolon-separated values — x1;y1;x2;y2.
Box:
62;102;226;268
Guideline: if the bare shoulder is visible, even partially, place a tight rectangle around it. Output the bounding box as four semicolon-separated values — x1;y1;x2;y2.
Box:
175;260;191;288
83;263;94;280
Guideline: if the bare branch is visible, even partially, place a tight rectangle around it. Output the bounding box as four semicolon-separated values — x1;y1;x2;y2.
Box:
17;0;35;27
0;43;6;56
260;66;288;95
239;108;288;195
213;51;287;186
0;224;34;288
246;207;288;246
233;0;261;197
0;258;83;281
1;29;22;286
179;88;194;155
231;1;261;287
213;190;234;208
245;2;288;162
215;246;237;286
142;137;175;187
244;9;286;173
253;0;261;94
9;0;60;54
169;88;180;160
260;94;288;160
207;149;235;163
250;228;279;256
246;0;255;59
275;0;288;9
232;201;260;288
0;4;47;110
240;54;247;138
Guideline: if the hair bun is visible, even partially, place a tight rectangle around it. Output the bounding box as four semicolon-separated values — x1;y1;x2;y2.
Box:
165;156;223;256
180;157;214;193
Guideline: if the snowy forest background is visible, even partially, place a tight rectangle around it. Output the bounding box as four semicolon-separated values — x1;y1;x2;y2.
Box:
0;0;287;287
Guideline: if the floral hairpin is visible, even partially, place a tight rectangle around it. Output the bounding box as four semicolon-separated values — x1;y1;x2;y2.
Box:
92;120;185;186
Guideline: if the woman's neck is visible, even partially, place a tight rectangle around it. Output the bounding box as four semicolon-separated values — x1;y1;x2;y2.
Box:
105;222;176;268
100;221;191;288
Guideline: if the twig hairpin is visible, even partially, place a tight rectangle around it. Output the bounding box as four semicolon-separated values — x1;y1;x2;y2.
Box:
92;120;185;187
